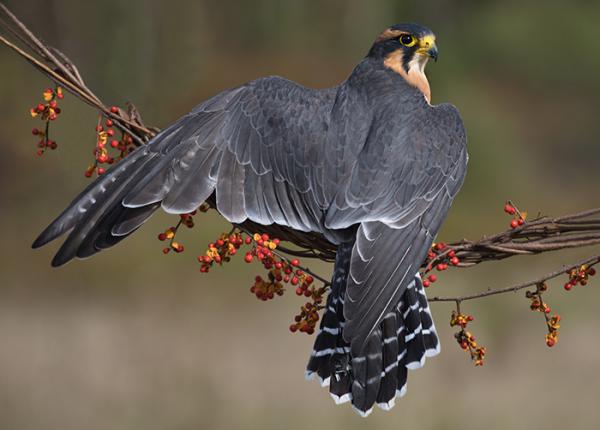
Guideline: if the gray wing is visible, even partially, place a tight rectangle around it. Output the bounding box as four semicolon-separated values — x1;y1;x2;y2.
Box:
33;77;340;265
333;102;468;356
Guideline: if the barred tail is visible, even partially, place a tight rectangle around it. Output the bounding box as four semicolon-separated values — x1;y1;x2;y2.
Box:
306;243;440;417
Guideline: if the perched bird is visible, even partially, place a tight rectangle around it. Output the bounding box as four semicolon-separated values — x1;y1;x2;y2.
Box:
33;23;467;416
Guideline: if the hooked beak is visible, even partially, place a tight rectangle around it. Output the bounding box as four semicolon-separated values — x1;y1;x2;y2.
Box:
427;45;438;62
417;34;438;62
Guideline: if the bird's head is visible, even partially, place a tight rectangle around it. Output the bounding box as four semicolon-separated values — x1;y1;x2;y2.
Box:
368;23;438;102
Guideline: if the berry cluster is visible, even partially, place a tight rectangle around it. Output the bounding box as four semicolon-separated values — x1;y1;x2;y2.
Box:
198;231;245;273
240;233;326;333
564;264;596;291
290;301;323;335
422;242;460;287
84;112;135;177
450;310;486;366
526;283;561;347
504;202;527;229
546;315;561;348
30;86;63;155
250;274;285;301
244;233;287;300
157;211;198;254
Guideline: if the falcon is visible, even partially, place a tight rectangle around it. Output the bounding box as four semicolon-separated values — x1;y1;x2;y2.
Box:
33;23;468;416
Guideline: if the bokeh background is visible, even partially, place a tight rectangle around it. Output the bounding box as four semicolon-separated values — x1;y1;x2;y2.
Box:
1;1;599;429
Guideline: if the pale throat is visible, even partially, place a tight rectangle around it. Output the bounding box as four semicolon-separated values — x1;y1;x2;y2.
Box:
384;52;431;103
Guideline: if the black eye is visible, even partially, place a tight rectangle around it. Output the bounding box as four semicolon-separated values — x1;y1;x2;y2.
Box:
399;34;415;47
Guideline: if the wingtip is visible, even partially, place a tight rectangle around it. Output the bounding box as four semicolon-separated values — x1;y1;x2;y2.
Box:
31;233;50;249
50;252;70;268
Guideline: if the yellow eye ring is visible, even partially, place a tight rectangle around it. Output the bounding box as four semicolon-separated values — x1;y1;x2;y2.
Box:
399;34;416;47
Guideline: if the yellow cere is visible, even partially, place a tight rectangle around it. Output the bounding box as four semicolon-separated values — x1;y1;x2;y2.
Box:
417;34;437;54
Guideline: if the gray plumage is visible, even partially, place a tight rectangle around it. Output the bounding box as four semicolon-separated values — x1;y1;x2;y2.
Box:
33;23;467;417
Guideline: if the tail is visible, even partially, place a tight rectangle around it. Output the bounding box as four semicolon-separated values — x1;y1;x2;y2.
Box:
306;242;440;417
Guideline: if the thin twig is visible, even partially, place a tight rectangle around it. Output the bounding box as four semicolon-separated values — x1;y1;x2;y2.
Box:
429;255;600;303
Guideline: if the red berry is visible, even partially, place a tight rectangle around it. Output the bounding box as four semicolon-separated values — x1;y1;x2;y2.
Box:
106;128;114;136
36;103;45;112
49;100;58;109
291;259;300;267
303;289;311;297
423;279;431;288
105;119;113;126
110;106;119;113
158;233;167;241
244;254;253;263
245;237;252;245
162;247;170;254
295;287;303;296
84;170;93;178
97;167;105;175
110;140;119;148
32;128;39;135
517;218;525;226
450;256;460;266
510;219;519;229
504;204;516;215
589;268;596;276
546;338;555;347
564;283;573;291
428;274;437;283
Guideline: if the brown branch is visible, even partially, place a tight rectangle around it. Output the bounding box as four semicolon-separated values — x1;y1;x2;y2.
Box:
428;254;600;303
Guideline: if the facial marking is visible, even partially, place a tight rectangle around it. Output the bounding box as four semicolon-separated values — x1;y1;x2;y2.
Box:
383;48;432;103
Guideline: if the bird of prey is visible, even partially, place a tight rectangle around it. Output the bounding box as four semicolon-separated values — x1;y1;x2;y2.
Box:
33;23;467;417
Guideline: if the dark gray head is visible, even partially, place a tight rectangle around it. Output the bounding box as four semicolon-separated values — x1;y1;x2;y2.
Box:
368;23;438;67
367;23;439;102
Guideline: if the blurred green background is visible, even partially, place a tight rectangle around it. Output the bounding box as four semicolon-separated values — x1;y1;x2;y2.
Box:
1;1;599;429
